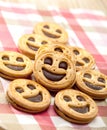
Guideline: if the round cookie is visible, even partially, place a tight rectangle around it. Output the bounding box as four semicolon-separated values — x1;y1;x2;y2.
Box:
76;69;107;99
69;46;96;71
0;51;33;79
18;33;52;59
33;22;68;44
33;51;76;91
7;79;51;113
54;89;98;124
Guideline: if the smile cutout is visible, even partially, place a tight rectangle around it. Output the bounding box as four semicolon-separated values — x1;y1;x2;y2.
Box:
42;68;66;81
42;30;60;39
27;43;39;51
5;64;25;71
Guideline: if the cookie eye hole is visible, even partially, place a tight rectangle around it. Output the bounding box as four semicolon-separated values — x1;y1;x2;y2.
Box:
41;41;48;45
27;84;36;90
2;55;9;60
28;37;35;42
16;87;24;93
84;73;92;78
98;77;105;83
54;47;63;52
56;29;62;34
77;96;85;101
44;57;53;65
73;50;80;55
16;57;24;62
59;61;68;70
82;57;90;63
63;96;72;102
43;25;49;29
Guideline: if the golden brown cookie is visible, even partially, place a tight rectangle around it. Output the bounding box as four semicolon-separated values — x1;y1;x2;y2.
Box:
35;43;75;62
18;33;52;59
69;46;96;71
6;79;51;113
0;51;33;79
54;89;98;124
76;69;107;99
33;51;76;91
33;22;68;44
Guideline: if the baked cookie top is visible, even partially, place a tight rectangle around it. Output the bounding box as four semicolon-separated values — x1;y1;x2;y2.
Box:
69;46;96;71
33;22;68;44
76;69;107;99
33;51;76;91
0;51;33;78
54;89;98;121
18;33;52;59
7;79;51;113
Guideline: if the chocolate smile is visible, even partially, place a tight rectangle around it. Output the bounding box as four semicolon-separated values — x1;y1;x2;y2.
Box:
25;93;43;102
42;68;65;81
27;43;39;51
70;105;89;113
42;30;60;38
83;80;104;90
5;64;25;71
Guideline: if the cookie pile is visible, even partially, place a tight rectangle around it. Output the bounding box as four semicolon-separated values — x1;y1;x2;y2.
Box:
1;22;107;124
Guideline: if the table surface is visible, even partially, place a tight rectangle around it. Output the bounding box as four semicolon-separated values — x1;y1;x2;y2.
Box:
0;0;107;130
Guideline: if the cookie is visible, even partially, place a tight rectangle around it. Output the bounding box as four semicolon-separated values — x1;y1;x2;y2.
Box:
33;22;68;44
69;46;96;71
35;43;75;62
0;51;33;79
33;51;76;91
76;69;107;99
54;89;98;124
6;79;51;113
18;33;52;59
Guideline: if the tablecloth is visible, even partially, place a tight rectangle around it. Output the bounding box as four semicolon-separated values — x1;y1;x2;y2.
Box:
0;1;107;130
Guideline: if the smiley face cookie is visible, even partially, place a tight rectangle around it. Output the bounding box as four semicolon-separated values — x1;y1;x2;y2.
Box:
33;51;76;91
54;89;98;124
33;22;68;44
6;79;51;113
0;51;33;80
18;33;52;59
69;46;96;71
76;69;107;99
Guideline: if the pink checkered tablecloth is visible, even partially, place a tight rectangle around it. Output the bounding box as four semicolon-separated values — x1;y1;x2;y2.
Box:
0;1;107;130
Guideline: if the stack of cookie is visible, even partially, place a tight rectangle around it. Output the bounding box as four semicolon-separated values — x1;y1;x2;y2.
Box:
1;21;107;124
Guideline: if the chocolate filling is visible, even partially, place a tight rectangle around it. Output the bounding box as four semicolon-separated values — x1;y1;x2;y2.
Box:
59;61;68;70
71;105;89;113
82;57;90;63
63;96;72;102
5;64;25;71
84;73;91;78
83;80;104;90
25;93;43;102
42;68;65;81
73;50;80;55
27;43;39;51
16;87;24;93
42;30;60;38
54;48;63;52
2;56;9;60
77;96;85;101
27;84;36;90
28;37;35;42
44;57;53;65
16;57;24;62
76;61;83;66
98;77;105;83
